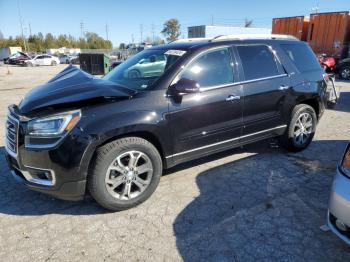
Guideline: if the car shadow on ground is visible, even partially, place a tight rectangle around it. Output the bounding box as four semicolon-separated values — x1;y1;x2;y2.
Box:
0;146;106;216
329;91;350;113
173;139;350;261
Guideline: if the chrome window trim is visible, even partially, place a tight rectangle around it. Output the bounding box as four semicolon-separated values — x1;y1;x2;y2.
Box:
198;74;288;92
232;74;288;86
165;125;287;159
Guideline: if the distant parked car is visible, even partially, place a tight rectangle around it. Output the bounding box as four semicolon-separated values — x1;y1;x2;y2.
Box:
5;52;31;65
124;54;166;78
25;54;60;66
109;61;123;71
334;58;350;80
328;143;350;245
59;54;77;64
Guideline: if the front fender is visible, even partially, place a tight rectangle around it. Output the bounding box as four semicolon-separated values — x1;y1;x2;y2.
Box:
76;109;169;177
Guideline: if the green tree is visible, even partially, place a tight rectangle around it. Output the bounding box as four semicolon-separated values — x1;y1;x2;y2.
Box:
44;33;57;49
161;18;181;42
56;34;70;47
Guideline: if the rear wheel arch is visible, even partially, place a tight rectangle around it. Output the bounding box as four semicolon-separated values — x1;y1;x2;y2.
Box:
297;98;320;119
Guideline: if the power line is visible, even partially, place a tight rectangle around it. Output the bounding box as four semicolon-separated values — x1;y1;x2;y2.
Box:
17;0;27;52
151;23;155;43
105;23;109;40
140;24;143;43
80;21;84;38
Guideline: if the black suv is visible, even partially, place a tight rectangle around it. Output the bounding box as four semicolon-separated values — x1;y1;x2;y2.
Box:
5;36;328;211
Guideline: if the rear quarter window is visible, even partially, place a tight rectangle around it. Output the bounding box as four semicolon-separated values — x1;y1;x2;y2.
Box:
281;44;321;73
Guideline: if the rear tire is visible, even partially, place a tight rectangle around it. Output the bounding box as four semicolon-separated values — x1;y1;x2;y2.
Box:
51;60;57;66
128;69;141;78
88;137;162;211
340;66;350;80
279;104;317;152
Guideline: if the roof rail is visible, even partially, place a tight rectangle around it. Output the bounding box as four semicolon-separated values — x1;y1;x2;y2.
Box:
170;38;211;43
210;34;299;41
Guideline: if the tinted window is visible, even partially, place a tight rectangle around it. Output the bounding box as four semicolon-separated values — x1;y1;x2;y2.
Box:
237;45;280;80
281;44;321;72
180;48;234;88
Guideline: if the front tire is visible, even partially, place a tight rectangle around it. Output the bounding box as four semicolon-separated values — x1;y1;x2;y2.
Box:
280;104;317;152
51;60;57;66
88;137;162;211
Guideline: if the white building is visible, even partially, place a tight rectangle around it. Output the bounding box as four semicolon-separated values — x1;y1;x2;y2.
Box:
47;47;81;55
188;25;271;39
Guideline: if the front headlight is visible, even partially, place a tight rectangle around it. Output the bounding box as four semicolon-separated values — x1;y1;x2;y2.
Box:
27;110;81;137
341;144;350;177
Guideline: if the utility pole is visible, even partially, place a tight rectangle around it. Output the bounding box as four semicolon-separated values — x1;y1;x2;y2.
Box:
80;21;84;38
311;3;319;14
211;15;214;26
151;23;155;44
17;0;27;52
105;23;109;40
131;34;134;43
140;24;143;43
28;23;32;37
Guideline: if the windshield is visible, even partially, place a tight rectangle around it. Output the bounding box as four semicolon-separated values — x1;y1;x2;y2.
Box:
103;49;185;90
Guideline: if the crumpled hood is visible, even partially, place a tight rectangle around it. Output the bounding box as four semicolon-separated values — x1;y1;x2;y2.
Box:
19;65;135;114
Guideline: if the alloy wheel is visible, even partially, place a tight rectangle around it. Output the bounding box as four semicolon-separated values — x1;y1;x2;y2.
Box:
341;68;350;79
105;150;153;200
293;112;313;146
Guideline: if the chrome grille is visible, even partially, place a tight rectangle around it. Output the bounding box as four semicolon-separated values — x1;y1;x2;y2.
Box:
5;113;19;157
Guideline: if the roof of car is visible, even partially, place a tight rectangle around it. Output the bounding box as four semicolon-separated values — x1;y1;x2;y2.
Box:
150;36;302;51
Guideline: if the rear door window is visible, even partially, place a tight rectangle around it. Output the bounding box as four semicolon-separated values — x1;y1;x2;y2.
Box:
236;45;280;81
281;43;321;72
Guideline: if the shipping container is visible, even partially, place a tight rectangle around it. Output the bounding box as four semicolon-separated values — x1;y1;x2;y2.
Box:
188;25;271;39
307;11;350;58
79;53;110;75
272;16;309;41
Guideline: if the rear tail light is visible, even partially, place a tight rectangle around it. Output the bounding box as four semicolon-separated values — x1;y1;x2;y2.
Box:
341;145;350;176
342;146;350;168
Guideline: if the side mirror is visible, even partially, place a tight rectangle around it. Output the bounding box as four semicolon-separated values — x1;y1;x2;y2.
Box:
171;78;200;95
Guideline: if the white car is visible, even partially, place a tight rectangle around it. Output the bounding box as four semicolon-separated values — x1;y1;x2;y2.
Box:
59;54;77;64
26;54;60;66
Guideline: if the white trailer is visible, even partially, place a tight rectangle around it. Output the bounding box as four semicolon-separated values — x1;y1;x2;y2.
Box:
188;25;271;39
0;47;23;60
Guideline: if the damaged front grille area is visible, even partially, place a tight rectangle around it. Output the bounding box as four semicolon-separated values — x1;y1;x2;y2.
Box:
5;109;19;157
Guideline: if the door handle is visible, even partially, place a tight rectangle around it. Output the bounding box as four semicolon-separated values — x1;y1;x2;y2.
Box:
226;95;241;101
278;85;290;91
